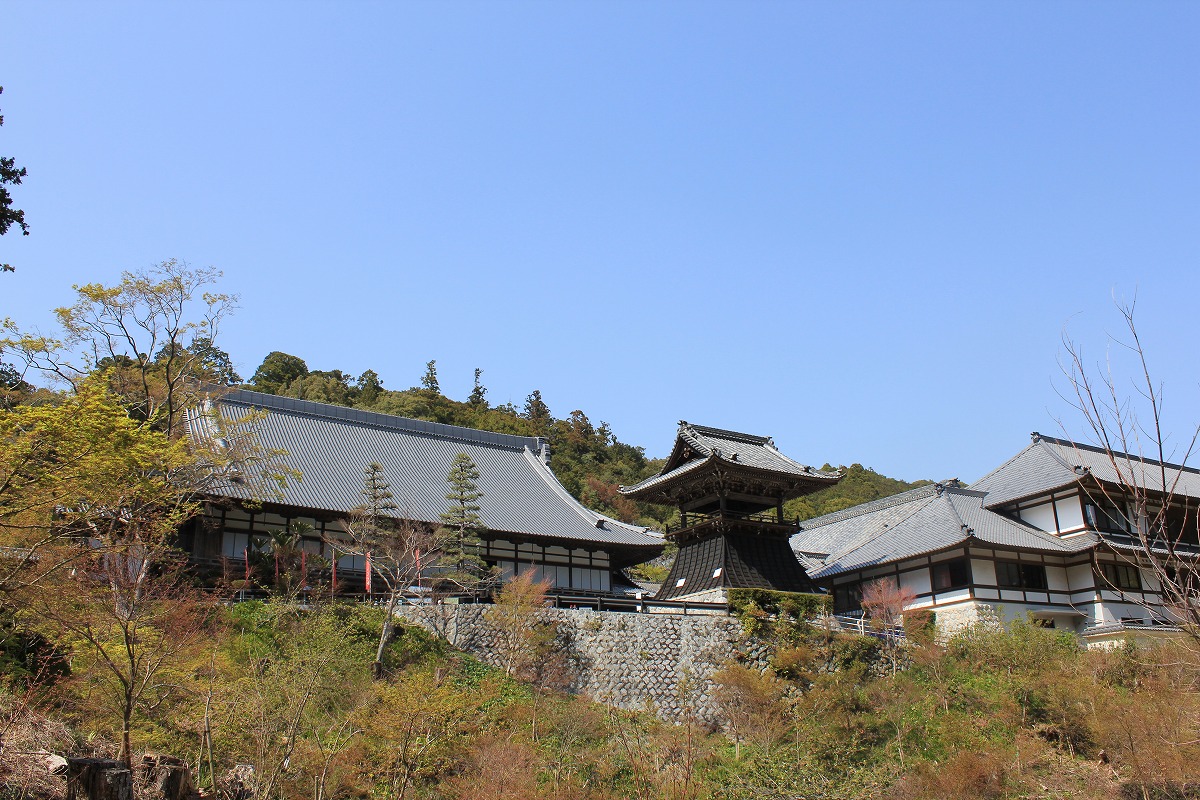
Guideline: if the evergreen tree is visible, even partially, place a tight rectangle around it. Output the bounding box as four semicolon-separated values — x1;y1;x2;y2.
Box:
468;368;487;407
438;453;488;582
251;351;308;394
0;87;29;273
523;389;551;436
357;369;383;406
421;360;440;393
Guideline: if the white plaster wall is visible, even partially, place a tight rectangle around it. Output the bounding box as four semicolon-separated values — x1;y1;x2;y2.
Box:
1066;563;1094;592
900;567;931;596
971;558;996;586
1055;496;1086;532
1046;566;1069;592
1019;502;1057;533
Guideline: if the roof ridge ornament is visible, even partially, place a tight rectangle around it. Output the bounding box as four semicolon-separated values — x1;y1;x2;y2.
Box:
1031;431;1042;442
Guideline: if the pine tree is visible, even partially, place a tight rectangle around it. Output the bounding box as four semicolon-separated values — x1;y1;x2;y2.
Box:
421;360;440;393
438;453;488;582
362;461;399;518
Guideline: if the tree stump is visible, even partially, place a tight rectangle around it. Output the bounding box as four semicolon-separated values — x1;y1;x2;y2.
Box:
137;753;196;800
65;758;132;800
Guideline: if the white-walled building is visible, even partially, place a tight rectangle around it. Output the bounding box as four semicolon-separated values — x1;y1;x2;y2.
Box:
791;433;1199;647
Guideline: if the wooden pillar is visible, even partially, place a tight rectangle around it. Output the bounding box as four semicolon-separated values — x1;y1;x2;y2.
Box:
776;496;785;524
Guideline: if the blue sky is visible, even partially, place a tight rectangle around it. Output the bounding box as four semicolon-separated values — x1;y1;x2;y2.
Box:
3;2;1198;482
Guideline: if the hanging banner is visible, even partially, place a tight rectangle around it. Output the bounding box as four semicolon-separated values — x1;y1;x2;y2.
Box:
365;551;373;596
244;547;250;583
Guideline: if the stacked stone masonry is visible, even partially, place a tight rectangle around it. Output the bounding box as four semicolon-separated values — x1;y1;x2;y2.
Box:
394;605;769;725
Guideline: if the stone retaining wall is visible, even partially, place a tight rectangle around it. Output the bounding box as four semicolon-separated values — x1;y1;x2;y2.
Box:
394;605;767;724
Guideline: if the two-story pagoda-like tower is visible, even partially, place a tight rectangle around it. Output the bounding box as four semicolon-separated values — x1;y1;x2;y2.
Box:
621;422;842;602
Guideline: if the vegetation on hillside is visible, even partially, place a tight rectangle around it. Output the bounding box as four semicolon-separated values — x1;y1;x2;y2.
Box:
786;464;931;522
245;354;672;530
3;264;1200;799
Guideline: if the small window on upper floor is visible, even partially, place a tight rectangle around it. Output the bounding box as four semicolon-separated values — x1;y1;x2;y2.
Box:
932;558;971;591
1101;562;1142;591
996;560;1047;590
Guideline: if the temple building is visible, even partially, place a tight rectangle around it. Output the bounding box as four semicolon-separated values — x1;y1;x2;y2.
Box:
620;422;842;602
184;390;664;595
792;433;1200;646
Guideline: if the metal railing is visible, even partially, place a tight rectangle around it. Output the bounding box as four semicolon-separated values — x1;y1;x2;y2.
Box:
824;611;906;643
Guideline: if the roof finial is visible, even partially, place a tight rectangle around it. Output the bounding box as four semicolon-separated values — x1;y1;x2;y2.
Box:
1031;431;1042;442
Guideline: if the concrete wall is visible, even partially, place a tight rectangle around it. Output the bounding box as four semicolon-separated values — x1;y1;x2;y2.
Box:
394;605;767;724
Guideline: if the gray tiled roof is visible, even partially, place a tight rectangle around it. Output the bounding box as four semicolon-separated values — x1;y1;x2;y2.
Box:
187;390;663;549
792;485;1092;579
972;433;1200;508
620;421;841;495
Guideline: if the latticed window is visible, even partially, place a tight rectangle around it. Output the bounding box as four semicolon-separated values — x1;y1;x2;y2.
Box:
1100;562;1142;591
996;560;1047;590
931;558;971;591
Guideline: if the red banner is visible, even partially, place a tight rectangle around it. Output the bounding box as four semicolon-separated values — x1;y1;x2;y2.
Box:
365;551;372;596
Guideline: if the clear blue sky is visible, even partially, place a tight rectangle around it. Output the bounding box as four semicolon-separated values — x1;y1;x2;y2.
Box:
3;2;1198;483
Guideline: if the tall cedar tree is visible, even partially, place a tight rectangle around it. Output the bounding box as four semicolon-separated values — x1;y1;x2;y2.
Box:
438;453;488;584
469;368;487;407
523;390;551;437
421;360;440;393
0;87;29;273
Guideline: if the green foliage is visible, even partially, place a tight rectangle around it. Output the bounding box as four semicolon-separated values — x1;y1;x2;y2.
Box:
945;613;1080;674
250;350;308;393
787;463;932;521
728;588;829;634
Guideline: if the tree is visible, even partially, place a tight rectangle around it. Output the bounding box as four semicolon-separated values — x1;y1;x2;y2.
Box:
186;335;242;385
421;360;440;393
860;578;915;675
438;453;489;586
486;569;554;680
1060;300;1200;655
356;369;383;406
4;380;212;766
0;87;29;274
250;350;308;394
712;663;789;760
1;259;237;438
469;368;487;407
523;389;551;435
338;463;435;678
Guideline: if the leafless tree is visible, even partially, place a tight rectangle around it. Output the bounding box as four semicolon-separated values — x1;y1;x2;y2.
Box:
861;578;915;674
333;463;440;678
1059;298;1200;651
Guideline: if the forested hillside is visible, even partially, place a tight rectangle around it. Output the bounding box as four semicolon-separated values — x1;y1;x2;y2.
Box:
243;352;673;529
787;465;931;522
243;353;931;531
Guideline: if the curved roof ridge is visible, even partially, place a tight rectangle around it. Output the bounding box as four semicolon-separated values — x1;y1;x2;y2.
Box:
220;388;542;452
798;483;942;530
684;422;772;446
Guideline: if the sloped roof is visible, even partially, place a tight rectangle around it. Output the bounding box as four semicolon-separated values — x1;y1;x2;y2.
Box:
187;390;663;549
620;421;841;497
792;484;1093;579
972;433;1200;508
